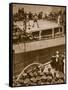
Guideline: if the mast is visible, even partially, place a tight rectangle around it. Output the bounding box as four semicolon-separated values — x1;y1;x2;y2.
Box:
23;14;27;68
23;17;27;52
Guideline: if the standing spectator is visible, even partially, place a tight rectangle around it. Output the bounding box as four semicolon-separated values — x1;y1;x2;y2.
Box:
29;12;33;20
58;54;64;73
55;51;60;70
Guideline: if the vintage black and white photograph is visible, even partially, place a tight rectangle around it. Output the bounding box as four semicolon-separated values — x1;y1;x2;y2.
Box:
9;3;66;87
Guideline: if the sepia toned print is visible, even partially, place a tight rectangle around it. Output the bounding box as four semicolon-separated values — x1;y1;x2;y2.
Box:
10;3;66;87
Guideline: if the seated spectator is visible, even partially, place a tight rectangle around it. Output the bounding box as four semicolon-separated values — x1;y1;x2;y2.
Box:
51;72;58;84
46;68;53;78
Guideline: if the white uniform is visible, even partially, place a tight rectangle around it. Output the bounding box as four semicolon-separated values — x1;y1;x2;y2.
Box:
58;15;61;25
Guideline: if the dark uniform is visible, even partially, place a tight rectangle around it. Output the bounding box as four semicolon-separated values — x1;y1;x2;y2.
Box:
32;14;39;28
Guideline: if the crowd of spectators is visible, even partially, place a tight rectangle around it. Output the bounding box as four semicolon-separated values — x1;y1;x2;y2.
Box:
13;51;65;86
13;8;65;24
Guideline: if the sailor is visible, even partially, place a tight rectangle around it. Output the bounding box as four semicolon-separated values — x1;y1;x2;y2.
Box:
57;14;61;25
26;13;31;29
32;13;39;28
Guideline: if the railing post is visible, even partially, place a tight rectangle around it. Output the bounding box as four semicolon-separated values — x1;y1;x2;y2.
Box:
39;31;41;40
59;27;60;33
62;26;64;36
52;28;54;38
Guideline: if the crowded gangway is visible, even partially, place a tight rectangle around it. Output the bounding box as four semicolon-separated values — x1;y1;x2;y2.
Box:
13;51;65;86
13;8;65;44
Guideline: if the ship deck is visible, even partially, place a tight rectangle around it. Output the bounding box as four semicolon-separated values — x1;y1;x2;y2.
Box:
13;20;65;53
14;20;60;32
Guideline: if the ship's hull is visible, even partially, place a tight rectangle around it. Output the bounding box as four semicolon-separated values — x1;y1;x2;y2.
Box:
13;36;65;53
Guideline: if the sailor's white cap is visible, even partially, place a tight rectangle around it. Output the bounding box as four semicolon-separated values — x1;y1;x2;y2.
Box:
56;51;59;54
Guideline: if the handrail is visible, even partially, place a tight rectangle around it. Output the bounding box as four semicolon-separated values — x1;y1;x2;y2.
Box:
16;60;52;81
16;62;43;81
